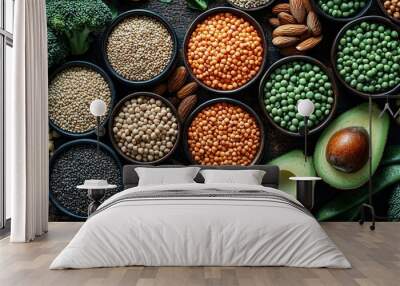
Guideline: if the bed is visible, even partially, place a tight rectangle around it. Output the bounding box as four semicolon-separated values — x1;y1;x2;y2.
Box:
50;165;351;269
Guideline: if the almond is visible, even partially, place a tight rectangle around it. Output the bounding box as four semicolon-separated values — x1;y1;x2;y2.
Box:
178;94;197;121
168;66;187;93
177;82;198;99
272;24;308;37
269;18;280;27
280;46;305;56
278;12;297;25
307;11;322;36
272;3;290;14
272;36;300;48
302;0;313;12
290;0;306;23
152;83;168;96
299;29;313;41
296;35;323;51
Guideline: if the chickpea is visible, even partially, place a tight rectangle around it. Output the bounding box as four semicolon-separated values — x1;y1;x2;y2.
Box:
112;96;178;162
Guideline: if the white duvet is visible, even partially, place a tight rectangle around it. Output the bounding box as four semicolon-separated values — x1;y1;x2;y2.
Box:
50;183;351;269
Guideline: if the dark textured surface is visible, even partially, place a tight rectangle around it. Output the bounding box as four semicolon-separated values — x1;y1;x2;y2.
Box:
108;0;387;162
50;0;399;220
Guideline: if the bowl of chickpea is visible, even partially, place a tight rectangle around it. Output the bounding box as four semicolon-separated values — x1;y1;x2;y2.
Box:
183;7;268;95
183;98;265;166
377;0;400;26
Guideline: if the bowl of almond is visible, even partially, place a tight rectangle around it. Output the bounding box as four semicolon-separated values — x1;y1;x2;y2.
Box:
268;0;323;56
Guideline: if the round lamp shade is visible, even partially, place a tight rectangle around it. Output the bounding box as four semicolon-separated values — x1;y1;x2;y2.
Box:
297;99;315;117
90;99;107;117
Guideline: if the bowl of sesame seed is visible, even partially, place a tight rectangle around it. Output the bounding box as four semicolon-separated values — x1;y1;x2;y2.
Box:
102;9;178;87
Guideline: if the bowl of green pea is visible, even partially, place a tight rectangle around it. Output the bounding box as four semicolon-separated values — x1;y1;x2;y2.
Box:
332;16;400;98
258;56;338;137
311;0;372;22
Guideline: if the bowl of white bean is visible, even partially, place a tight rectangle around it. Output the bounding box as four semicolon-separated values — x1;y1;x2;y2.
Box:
109;92;181;164
226;0;277;11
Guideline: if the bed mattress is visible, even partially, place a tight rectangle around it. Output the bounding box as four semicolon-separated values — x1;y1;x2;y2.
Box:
50;183;351;269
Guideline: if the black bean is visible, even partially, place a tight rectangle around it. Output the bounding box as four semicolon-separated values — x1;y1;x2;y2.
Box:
50;144;122;218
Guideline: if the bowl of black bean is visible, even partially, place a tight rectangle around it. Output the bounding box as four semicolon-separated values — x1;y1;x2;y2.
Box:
49;139;123;220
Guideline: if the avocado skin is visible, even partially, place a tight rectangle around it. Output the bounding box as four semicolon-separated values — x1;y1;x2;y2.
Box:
314;103;390;190
268;149;316;197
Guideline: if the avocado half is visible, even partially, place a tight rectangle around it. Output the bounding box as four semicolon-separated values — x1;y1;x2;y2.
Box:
268;150;316;197
314;103;390;190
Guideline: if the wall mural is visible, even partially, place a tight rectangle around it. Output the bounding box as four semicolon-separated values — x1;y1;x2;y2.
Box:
46;0;400;222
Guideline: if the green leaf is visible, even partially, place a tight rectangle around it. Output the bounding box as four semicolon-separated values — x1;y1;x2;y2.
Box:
159;0;173;3
381;145;400;166
316;164;400;221
186;0;209;11
333;206;360;221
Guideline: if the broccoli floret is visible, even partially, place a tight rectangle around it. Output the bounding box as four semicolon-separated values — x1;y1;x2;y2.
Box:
388;184;400;221
48;27;68;69
46;0;112;55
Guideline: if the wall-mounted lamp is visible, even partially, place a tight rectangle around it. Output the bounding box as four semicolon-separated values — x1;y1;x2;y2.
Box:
297;99;315;162
90;99;107;156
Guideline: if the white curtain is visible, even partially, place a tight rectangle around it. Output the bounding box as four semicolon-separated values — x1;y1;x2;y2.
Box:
7;0;49;242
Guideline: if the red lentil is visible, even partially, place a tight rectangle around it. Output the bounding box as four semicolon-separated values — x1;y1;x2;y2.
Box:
186;12;264;91
187;102;261;166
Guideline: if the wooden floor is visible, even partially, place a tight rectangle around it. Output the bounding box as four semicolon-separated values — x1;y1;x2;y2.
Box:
0;222;399;286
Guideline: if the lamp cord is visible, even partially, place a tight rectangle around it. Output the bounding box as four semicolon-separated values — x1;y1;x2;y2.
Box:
96;116;100;161
304;116;308;162
369;96;372;206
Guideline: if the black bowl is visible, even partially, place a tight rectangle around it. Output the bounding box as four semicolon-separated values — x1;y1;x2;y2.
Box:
48;61;116;138
226;0;277;12
182;98;265;166
310;0;372;23
258;55;338;137
376;0;400;26
49;139;122;220
108;92;181;165
331;16;400;98
101;9;178;87
183;7;268;95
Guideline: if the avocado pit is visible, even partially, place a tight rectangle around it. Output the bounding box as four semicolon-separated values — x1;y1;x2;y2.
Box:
326;127;369;173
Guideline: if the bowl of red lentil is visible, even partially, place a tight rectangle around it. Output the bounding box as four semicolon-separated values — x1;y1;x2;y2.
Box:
183;7;268;95
183;98;265;166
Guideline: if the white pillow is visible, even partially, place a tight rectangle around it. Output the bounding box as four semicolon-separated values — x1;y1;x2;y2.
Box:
200;169;266;185
135;167;201;186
